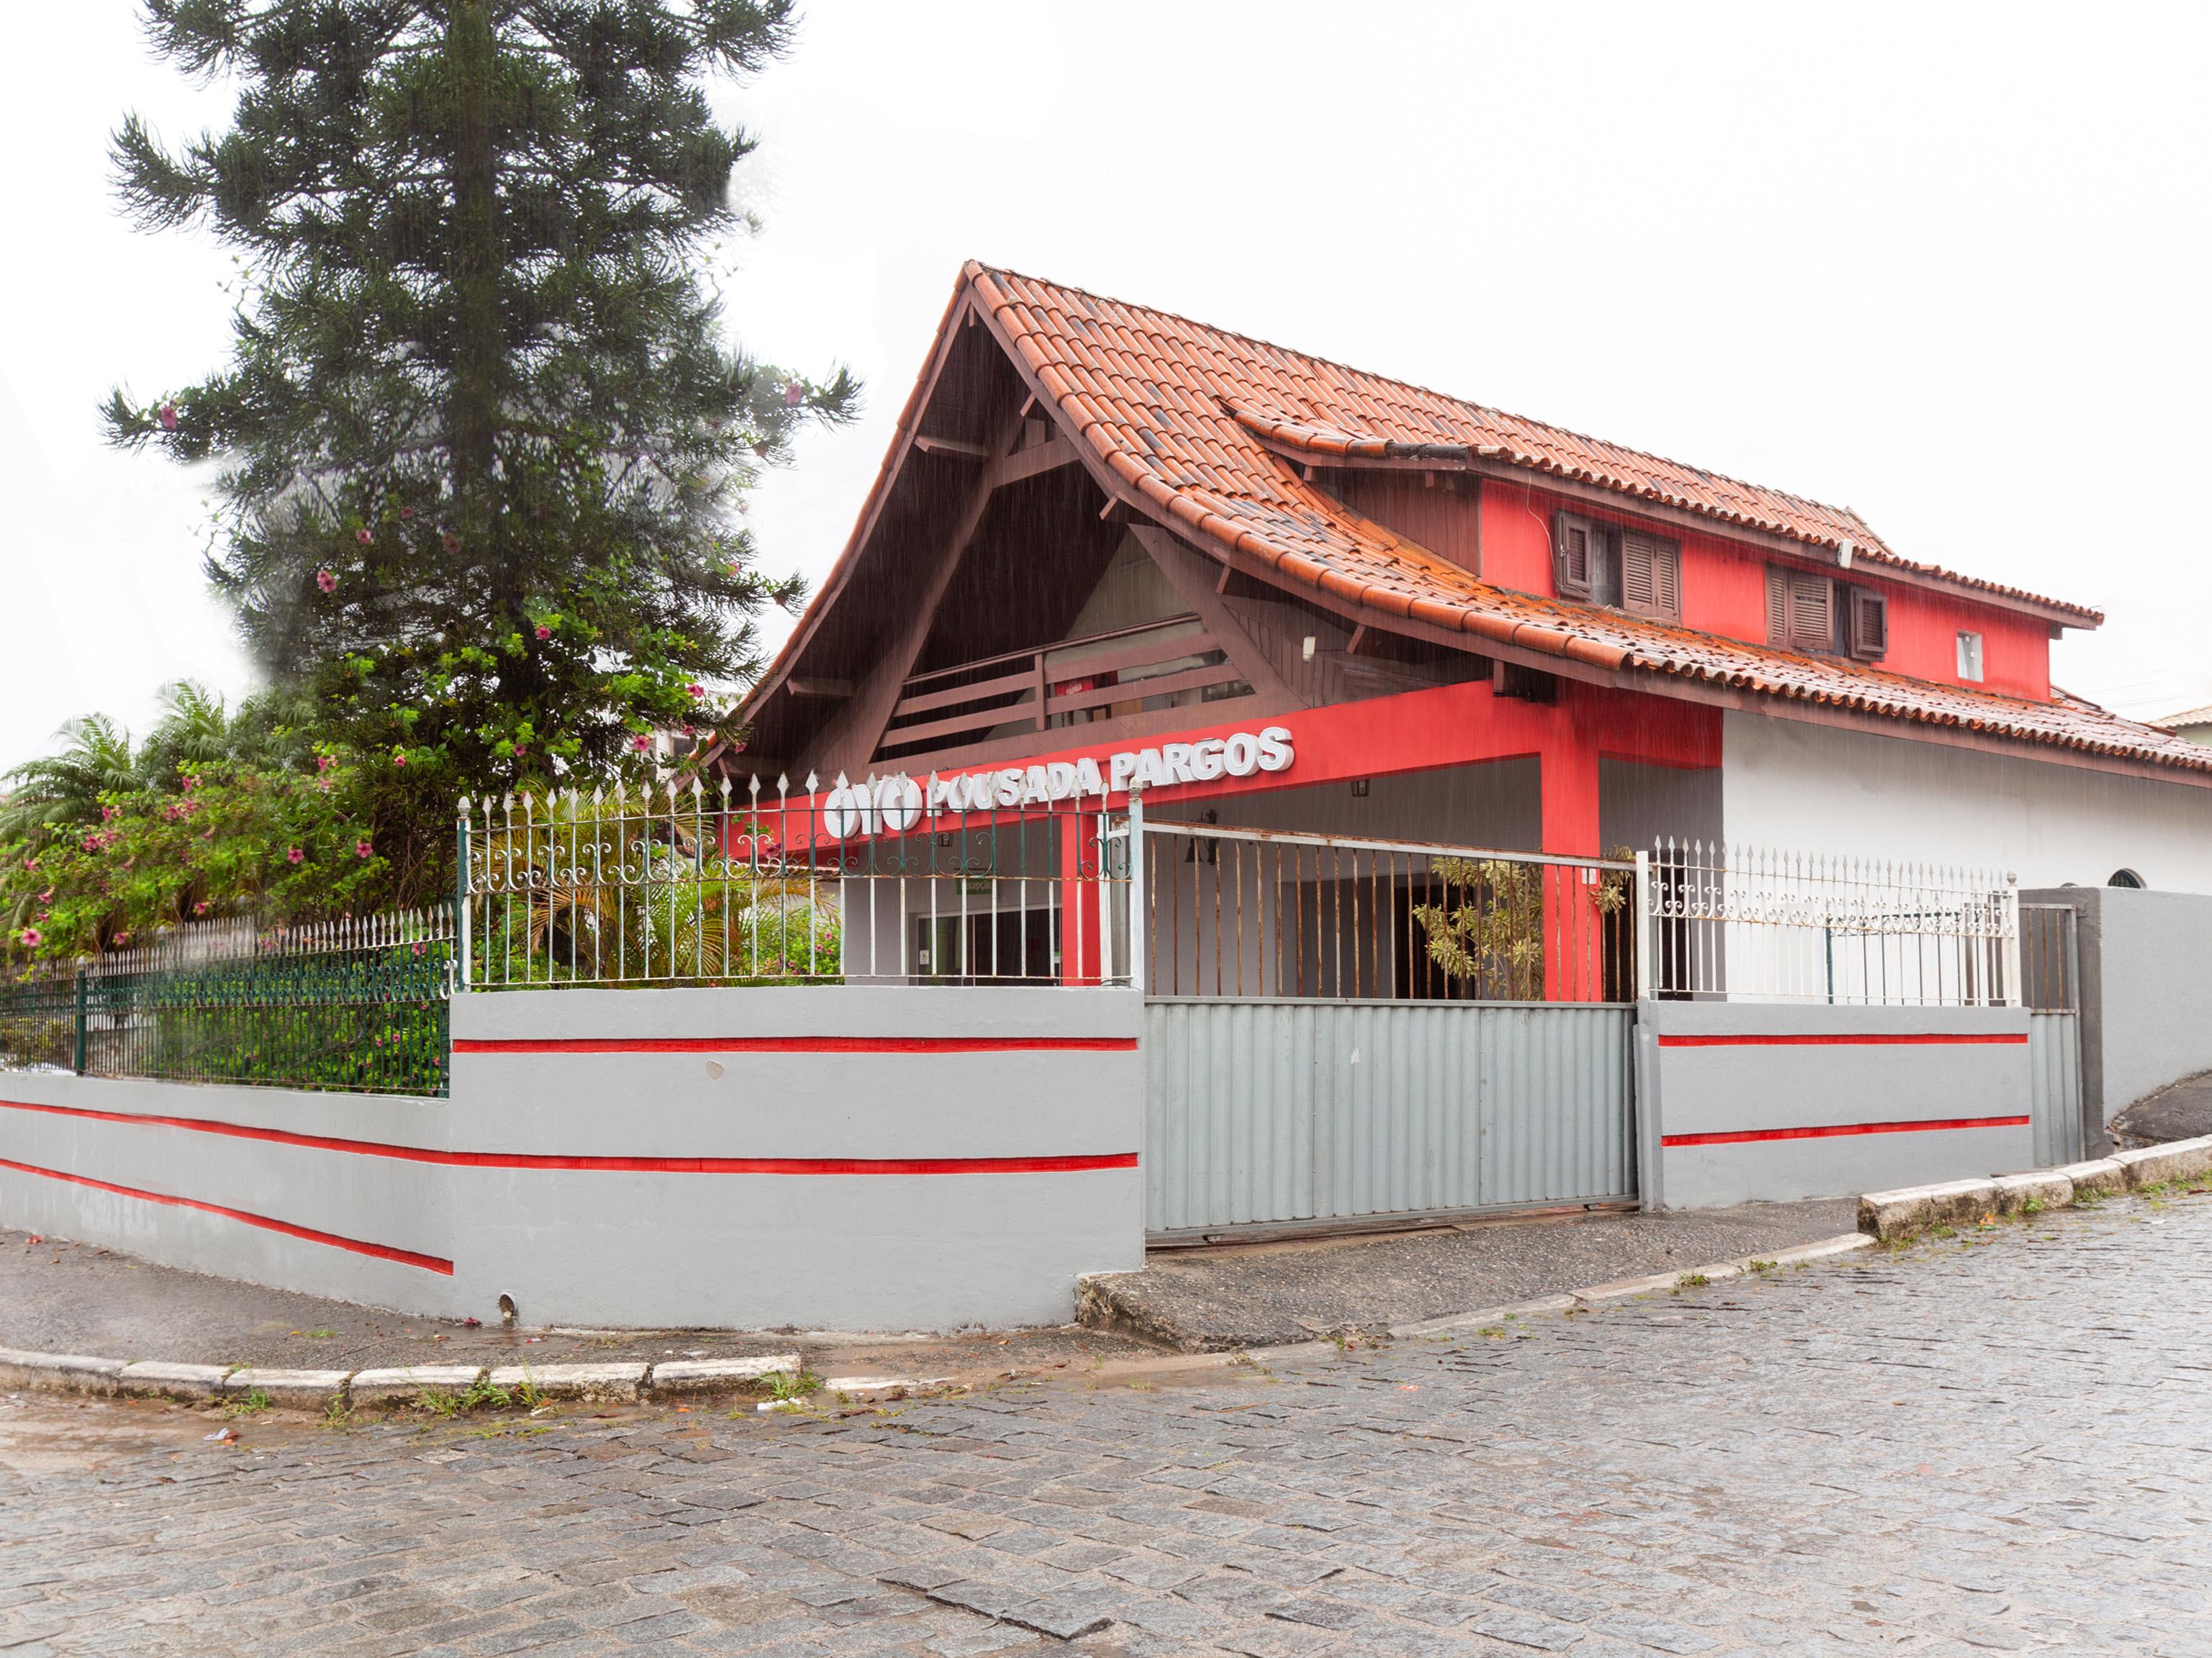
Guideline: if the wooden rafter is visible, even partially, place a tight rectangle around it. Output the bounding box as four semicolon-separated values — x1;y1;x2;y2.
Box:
1126;525;1300;707
815;407;1030;778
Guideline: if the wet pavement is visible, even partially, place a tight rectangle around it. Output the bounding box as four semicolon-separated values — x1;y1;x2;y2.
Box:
0;1226;1159;1382
1087;1198;1861;1350
3;1187;2208;1654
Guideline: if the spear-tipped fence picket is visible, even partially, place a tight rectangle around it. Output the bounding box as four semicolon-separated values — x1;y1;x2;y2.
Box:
1639;839;2020;1006
0;907;455;1095
456;773;1136;990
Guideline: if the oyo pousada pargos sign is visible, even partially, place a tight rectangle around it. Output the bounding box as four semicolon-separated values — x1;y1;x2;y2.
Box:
817;727;1295;841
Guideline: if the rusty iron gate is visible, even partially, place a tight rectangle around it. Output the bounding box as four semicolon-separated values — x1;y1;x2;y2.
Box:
1136;815;1638;1239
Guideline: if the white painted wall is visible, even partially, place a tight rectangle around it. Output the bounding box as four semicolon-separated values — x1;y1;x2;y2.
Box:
1722;713;2212;894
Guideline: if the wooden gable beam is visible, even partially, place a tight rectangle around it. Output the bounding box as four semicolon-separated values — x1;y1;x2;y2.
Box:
1125;523;1301;708
812;407;1031;779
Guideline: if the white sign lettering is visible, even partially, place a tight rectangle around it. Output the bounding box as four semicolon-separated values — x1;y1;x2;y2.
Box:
817;726;1294;840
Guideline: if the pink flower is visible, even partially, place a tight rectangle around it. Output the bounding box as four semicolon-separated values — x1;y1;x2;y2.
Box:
192;902;209;916
535;625;551;640
286;846;304;864
157;401;178;431
631;734;652;752
784;380;805;407
112;930;129;945
354;527;373;545
316;569;337;593
181;774;199;793
315;754;334;773
686;683;704;698
355;838;373;858
99;804;115;822
392;752;407;767
725;561;740;576
730;740;746;754
512;743;527;757
18;928;41;948
36;889;51;903
680;724;695;738
399;505;414;521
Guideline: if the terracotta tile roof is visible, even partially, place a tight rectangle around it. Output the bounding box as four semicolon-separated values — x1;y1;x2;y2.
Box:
968;265;2212;776
971;264;2100;625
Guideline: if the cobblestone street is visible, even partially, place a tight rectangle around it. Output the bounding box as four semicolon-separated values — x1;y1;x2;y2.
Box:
3;1193;2208;1657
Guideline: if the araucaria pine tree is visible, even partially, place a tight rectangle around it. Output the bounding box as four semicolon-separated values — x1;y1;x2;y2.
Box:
105;1;856;900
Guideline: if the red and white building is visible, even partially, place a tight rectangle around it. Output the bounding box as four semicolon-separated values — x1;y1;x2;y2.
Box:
727;263;2212;892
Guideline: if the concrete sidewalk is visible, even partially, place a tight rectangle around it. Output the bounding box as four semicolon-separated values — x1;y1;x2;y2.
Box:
2;1200;1859;1387
0;1227;1156;1387
1082;1198;1861;1350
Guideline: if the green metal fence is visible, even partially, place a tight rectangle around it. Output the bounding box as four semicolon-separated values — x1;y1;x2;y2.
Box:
0;909;454;1097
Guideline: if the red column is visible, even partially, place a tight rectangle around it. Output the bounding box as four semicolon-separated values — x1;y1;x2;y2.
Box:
1058;811;1102;985
1538;714;1604;1001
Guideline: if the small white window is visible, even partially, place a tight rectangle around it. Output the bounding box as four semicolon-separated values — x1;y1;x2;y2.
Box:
1956;630;1985;681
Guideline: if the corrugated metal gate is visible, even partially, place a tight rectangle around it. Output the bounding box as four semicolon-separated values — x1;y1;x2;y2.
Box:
1136;819;1638;1240
2023;904;2085;1167
2028;1012;2083;1167
1144;1000;1635;1236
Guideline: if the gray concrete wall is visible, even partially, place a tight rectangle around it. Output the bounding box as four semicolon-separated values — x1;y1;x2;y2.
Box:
1635;1000;2034;1210
2022;886;2212;1149
0;1073;469;1317
448;986;1144;1330
0;985;1145;1331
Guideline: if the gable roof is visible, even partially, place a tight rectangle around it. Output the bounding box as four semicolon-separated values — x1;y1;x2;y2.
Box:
742;265;2207;783
973;263;2101;626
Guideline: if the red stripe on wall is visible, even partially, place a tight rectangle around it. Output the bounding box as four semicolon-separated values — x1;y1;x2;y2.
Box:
0;1156;453;1274
450;1035;1138;1055
1654;1033;2028;1048
1662;1113;2031;1149
0;1098;1136;1176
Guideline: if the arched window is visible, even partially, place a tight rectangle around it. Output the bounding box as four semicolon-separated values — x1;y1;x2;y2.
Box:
2108;869;2145;889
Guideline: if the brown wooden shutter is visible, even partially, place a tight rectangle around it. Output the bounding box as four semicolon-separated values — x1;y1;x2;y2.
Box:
1766;567;1787;643
1846;587;1887;660
1622;534;1679;620
1786;573;1833;651
1622;535;1654;611
1552;512;1593;600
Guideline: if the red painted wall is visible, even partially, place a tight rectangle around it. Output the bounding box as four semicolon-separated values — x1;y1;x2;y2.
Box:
1480;484;2054;703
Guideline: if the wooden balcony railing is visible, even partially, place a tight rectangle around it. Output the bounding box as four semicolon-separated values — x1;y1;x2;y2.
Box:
875;615;1251;764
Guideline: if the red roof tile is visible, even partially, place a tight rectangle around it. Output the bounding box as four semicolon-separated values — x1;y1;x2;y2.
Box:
964;265;2207;777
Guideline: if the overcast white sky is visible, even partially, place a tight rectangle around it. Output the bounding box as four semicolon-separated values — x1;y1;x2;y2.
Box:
4;1;2208;774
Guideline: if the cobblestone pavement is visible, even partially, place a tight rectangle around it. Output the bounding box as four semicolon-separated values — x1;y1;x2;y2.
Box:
4;1191;2210;1657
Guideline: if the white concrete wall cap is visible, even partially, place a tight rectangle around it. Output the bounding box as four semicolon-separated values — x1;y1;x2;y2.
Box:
451;982;1143;1043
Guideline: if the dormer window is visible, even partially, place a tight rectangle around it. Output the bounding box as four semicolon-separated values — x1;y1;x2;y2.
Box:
1767;566;1887;661
1957;630;1985;681
1552;512;1679;622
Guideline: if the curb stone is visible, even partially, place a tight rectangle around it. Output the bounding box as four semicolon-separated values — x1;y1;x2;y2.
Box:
0;1347;808;1410
2050;1159;2127;1199
222;1368;353;1407
0;1349;122;1396
648;1354;799;1397
1858;1136;2212;1241
485;1362;648;1403
113;1362;233;1401
2111;1134;2212;1190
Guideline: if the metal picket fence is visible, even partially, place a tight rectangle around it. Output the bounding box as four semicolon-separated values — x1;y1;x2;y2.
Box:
1640;840;2020;1006
0;909;454;1096
457;775;1136;990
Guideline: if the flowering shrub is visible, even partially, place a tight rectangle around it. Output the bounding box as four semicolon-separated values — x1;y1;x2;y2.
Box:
0;756;386;964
